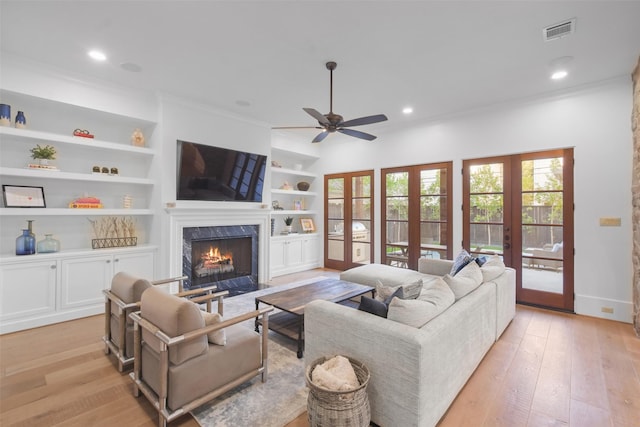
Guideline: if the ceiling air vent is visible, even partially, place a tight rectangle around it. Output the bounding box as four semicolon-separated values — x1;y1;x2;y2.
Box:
543;18;576;41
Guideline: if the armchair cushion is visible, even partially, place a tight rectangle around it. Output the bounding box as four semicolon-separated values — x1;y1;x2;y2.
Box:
141;287;207;365
141;323;261;411
110;272;153;304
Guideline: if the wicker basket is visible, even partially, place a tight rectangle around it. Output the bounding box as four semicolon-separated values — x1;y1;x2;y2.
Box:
306;356;371;427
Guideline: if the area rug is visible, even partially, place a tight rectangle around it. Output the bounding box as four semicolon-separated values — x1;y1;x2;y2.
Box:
191;276;329;427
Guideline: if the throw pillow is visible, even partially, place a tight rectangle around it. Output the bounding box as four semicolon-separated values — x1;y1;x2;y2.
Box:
450;249;474;275
475;255;489;266
201;311;226;345
358;296;390;318
359;287;403;317
374;279;422;302
480;255;505;282
387;278;455;328
443;260;483;300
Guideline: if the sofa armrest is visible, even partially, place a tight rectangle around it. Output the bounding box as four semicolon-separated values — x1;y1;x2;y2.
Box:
418;258;453;276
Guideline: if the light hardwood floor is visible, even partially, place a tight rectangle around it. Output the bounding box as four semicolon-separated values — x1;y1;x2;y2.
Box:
1;269;638;427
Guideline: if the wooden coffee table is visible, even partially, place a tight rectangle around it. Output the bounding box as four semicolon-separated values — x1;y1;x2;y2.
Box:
255;278;374;358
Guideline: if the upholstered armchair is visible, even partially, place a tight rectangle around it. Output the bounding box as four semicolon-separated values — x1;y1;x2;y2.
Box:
129;286;272;427
103;272;227;371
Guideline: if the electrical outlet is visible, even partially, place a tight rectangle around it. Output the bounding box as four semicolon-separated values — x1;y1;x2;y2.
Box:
601;307;614;314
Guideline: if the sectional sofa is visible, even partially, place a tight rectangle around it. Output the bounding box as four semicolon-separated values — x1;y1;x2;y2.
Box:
305;257;516;427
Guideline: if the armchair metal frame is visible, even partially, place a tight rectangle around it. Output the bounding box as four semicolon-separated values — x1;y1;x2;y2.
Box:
103;275;228;371
129;300;272;427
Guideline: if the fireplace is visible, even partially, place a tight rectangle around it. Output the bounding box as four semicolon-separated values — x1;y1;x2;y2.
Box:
183;225;259;296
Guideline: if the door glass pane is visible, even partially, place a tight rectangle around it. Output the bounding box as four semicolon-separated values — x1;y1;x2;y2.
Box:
421;195;445;221
470;164;503;193
470;223;504;254
327;178;344;261
521;157;564;294
420;222;447;259
352;175;371;197
470;194;504;222
386;172;409;196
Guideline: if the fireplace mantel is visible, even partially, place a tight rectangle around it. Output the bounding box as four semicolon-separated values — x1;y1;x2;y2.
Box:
166;206;270;287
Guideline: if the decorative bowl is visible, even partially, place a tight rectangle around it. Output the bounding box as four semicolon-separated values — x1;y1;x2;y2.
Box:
297;181;310;191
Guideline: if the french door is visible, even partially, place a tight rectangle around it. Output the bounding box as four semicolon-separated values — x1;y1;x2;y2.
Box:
325;171;374;271
381;162;453;270
463;149;574;311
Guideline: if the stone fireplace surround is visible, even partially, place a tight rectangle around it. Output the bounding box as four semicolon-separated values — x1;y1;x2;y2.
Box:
167;207;270;294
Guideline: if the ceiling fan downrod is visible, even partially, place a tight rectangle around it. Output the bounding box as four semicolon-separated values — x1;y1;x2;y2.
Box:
327;61;336;114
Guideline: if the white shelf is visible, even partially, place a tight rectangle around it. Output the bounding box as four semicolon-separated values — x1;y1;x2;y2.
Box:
0;167;154;185
0;208;154;216
271;167;317;178
271;210;317;215
0;127;156;156
271;189;317;196
0;244;158;262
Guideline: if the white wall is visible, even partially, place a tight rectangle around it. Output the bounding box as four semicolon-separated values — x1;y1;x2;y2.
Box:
316;78;634;322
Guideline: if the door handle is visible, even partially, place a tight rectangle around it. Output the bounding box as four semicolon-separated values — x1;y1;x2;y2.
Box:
504;243;511;249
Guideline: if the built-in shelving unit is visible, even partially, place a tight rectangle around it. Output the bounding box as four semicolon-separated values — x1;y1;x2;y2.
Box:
0;89;157;254
269;147;321;277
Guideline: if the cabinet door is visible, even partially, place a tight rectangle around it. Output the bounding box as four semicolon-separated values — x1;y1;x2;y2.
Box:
286;238;304;267
113;251;155;279
270;240;287;273
0;260;57;321
302;235;320;265
60;255;112;309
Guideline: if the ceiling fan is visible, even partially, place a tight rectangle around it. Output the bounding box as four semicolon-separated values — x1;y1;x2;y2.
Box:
273;61;388;143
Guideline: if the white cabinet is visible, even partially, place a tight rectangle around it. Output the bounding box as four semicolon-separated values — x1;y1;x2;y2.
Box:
0;246;156;334
0;259;56;323
60;255;113;309
270;234;320;278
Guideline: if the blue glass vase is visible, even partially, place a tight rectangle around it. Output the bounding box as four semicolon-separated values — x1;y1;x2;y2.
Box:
16;229;36;255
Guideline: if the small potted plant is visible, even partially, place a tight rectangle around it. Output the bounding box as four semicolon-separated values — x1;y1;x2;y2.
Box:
30;144;57;165
283;216;294;234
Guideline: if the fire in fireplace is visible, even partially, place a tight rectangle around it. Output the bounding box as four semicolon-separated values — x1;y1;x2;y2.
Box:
195;245;234;278
183;225;259;297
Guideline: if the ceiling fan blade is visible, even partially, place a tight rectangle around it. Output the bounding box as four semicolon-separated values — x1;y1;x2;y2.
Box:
312;130;330;143
340;114;388;128
303;108;330;126
272;126;323;129
338;128;377;141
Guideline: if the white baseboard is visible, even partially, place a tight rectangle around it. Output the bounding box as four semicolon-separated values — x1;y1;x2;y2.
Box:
0;305;103;335
574;294;633;323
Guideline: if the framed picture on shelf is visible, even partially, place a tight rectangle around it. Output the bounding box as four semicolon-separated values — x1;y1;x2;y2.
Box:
300;218;315;233
2;185;46;208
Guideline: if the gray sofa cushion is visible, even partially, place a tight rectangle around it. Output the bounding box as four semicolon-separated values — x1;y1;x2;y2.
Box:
443;261;483;300
387;277;455;327
480;255;506;282
340;263;431;288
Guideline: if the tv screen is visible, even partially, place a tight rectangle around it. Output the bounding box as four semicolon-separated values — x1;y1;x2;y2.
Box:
176;140;267;202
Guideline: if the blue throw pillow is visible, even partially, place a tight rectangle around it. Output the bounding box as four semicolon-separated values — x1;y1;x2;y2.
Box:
475;255;489;266
451;249;474;275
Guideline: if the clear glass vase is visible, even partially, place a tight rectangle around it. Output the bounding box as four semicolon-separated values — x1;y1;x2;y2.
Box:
37;234;61;253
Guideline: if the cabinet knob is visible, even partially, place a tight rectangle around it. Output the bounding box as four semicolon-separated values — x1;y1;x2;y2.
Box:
50;264;56;269
106;260;111;264
114;258;119;262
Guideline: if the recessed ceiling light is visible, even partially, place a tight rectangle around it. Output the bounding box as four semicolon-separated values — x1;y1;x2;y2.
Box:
551;70;568;80
402;107;413;114
88;50;107;61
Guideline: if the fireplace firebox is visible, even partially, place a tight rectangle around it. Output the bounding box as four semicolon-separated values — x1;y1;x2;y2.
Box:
183;225;259;296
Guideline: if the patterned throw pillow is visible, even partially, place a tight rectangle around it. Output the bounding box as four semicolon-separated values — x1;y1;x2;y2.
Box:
374;279;423;302
450;249;474;275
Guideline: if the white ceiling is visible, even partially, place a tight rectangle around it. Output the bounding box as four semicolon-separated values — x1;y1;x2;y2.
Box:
1;1;639;136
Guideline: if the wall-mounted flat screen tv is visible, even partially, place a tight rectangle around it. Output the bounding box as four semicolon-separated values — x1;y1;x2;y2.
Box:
176;140;267;202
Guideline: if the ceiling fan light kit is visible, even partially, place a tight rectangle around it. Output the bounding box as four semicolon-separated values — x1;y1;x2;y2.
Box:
274;61;388;143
